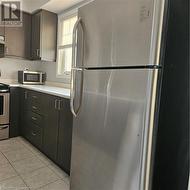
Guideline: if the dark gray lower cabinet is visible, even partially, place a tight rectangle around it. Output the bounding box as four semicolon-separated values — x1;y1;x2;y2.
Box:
43;95;59;162
10;88;20;137
57;100;73;174
19;89;73;174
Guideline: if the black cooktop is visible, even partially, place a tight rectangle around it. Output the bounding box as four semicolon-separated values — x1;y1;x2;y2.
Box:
0;83;9;92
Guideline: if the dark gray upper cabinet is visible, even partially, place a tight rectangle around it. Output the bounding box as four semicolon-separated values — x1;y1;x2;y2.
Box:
5;11;32;59
31;10;58;62
31;12;41;60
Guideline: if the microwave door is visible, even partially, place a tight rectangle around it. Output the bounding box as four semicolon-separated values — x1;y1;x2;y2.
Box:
24;73;41;84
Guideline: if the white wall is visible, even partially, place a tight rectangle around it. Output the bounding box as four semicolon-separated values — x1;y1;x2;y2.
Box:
0;58;67;84
0;58;41;80
40;61;69;83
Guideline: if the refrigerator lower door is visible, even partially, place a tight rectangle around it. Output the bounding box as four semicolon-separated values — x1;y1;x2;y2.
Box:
71;68;160;190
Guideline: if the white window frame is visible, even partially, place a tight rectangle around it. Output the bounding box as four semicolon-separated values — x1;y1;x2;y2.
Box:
56;9;78;79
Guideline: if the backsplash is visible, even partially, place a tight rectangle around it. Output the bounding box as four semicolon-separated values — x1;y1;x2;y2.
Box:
0;58;41;80
40;61;70;84
0;58;70;86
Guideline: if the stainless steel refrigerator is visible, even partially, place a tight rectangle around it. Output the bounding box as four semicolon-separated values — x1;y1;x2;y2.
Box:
70;0;167;190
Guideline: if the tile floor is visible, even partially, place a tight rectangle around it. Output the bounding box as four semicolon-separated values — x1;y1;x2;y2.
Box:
0;137;70;190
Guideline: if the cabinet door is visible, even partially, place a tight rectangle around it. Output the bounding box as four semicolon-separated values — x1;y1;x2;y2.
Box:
19;89;25;137
22;111;32;141
10;88;20;138
20;89;31;138
43;94;59;161
57;99;73;174
5;11;31;59
31;11;41;60
40;10;57;62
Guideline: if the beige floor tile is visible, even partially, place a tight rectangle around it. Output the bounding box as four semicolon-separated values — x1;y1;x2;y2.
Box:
62;174;70;185
0;137;71;189
12;156;46;174
21;167;60;189
23;142;42;155
0;140;24;153
13;136;27;144
0;163;17;182
0;176;29;190
4;148;34;162
37;180;69;190
0;138;17;145
11;136;23;141
36;152;54;166
15;138;44;158
0;152;8;165
48;163;69;182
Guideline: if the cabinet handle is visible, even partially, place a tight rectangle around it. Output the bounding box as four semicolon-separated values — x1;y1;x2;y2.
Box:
32;132;37;136
36;49;40;57
32;106;37;110
0;126;8;130
32;117;37;121
32;95;37;99
24;91;27;99
58;100;63;110
55;99;58;110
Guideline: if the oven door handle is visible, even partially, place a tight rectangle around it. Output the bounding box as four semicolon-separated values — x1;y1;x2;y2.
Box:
0;93;9;117
0;126;8;130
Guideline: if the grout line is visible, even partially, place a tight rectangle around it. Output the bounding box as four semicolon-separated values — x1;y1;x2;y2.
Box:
1;152;30;189
0;137;70;189
2;149;36;164
17;138;70;189
34;179;61;190
0;137;46;189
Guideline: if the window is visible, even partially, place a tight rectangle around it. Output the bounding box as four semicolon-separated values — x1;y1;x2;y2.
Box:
57;12;77;78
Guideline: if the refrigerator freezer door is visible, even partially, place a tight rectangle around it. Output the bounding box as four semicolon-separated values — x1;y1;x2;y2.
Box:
71;68;159;190
75;0;166;68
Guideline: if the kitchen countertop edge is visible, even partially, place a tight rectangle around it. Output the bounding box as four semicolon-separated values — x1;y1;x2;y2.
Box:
8;84;70;99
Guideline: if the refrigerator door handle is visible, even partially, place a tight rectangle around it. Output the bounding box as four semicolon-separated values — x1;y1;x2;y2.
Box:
70;68;84;117
72;17;84;68
71;17;84;117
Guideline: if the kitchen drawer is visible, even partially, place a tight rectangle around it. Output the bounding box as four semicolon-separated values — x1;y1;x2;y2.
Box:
31;112;43;127
31;92;41;103
30;123;43;149
21;90;42;113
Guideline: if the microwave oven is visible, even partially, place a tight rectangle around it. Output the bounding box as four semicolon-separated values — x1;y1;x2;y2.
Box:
18;71;46;85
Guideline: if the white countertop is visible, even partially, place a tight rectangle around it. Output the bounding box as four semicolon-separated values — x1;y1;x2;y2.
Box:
9;84;70;99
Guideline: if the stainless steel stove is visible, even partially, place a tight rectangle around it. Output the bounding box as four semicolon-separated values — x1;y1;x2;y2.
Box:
0;84;9;140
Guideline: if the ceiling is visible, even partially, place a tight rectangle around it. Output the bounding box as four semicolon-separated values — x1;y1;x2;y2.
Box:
0;0;86;13
42;0;85;14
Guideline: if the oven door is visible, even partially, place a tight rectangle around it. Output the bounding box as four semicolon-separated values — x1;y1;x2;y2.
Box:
0;93;9;125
